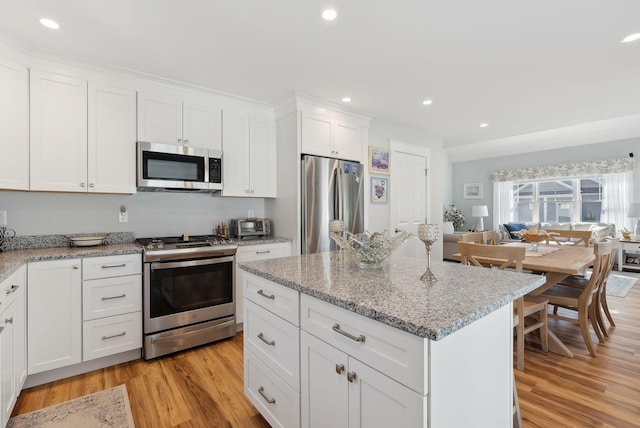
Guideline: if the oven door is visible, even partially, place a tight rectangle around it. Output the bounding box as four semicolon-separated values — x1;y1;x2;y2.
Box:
143;255;235;334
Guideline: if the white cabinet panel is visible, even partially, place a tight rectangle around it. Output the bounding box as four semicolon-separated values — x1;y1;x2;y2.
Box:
1;300;17;425
27;259;82;374
83;274;142;321
0;58;28;190
83;312;142;361
221;107;251;196
243;271;299;326
301;111;362;162
30;71;88;192
137;92;182;145
249;114;277;198
88;82;137;193
183;100;222;151
82;254;142;280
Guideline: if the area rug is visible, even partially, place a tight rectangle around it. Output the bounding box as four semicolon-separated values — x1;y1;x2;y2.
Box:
606;274;639;298
8;384;135;428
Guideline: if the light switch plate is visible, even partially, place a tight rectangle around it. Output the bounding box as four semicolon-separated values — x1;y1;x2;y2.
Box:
0;210;6;226
118;205;128;223
248;210;254;218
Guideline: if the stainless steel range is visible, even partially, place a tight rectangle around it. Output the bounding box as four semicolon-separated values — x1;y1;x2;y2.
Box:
136;235;237;359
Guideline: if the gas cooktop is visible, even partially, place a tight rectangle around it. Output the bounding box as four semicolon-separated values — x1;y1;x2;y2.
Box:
136;235;237;262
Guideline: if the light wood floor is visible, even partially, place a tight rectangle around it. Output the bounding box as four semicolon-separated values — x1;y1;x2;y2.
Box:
11;273;640;427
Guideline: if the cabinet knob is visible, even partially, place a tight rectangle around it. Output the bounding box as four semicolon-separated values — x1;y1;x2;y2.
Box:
80;183;86;187
347;371;357;382
335;363;345;375
251;190;255;194
245;190;250;194
178;138;182;145
73;265;80;269
184;139;189;145
89;183;95;188
5;317;13;324
6;285;19;295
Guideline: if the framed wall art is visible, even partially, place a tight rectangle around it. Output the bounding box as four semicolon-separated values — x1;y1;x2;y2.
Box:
368;146;390;175
371;176;389;204
463;182;483;199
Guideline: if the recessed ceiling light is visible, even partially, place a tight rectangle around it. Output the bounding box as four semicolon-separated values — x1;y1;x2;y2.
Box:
39;18;60;29
422;99;433;105
322;9;338;21
479;123;489;128
341;97;351;103
621;33;640;43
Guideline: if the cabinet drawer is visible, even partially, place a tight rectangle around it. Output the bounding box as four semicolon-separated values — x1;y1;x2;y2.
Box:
245;349;300;428
83;274;142;320
83;311;142;361
243;272;299;326
1;267;24;309
301;294;427;395
237;243;291;262
82;254;142;280
245;299;299;391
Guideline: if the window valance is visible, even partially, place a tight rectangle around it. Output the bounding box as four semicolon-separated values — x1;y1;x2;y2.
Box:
490;157;635;183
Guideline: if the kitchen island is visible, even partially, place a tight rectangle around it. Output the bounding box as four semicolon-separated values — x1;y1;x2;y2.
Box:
238;252;545;428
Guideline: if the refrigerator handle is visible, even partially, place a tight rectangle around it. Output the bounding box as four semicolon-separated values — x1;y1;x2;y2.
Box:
336;167;344;221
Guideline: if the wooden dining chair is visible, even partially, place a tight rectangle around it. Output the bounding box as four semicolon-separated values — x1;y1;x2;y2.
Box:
545;229;592;247
557;238;620;338
482;230;498;245
458;242;549;371
458;232;484;243
539;240;612;357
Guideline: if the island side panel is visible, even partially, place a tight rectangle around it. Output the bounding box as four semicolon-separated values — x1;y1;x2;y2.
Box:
429;303;513;428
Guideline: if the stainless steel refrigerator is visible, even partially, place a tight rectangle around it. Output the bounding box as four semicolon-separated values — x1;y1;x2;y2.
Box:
301;155;364;254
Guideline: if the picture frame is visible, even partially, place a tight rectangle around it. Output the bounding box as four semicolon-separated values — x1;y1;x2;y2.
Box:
368;146;390;175
371;176;389;204
463;182;483;199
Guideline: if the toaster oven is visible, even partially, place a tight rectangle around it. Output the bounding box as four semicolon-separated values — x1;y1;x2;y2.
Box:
230;218;271;239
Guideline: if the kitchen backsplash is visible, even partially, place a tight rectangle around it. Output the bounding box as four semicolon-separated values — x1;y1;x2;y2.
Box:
1;232;135;251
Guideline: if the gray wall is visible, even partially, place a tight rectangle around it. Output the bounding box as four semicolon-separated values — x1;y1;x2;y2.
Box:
0;191;264;238
450;137;639;231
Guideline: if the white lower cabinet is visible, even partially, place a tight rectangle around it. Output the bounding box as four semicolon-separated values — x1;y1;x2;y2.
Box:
27;259;83;374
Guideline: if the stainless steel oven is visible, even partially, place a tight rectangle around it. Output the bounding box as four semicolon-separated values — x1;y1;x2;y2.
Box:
138;235;237;359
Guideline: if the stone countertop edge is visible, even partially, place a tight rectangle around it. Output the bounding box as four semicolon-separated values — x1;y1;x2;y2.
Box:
0;244;142;283
238;253;546;341
236;237;292;246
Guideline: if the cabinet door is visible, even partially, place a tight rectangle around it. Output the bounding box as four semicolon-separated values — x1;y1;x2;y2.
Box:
0;58;28;190
333;121;362;162
137;92;182;145
301;112;332;157
30;70;88;192
88;83;137;194
301;331;348;428
249;114;277;197
1;300;17;425
347;358;424;428
183;100;222;151
27;260;82;374
10;266;27;392
221;107;250;196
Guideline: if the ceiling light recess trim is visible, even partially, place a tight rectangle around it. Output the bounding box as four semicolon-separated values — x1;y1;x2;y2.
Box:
341;97;351;103
621;33;640;43
322;9;338;21
479;123;489;128
422;99;433;105
39;18;60;29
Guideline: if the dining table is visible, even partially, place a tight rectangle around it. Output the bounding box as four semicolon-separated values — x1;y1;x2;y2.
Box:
452;242;596;358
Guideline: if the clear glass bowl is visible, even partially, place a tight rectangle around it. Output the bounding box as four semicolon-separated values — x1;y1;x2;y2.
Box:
329;230;413;269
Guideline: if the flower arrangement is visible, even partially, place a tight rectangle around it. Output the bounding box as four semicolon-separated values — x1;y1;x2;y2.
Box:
444;205;466;231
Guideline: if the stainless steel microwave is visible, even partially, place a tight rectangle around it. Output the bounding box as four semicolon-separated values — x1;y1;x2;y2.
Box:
137;141;223;192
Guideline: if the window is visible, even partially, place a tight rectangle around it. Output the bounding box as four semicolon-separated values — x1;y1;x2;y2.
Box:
511;177;604;223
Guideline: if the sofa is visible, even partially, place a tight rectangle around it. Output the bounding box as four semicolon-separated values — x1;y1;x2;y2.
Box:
442;221;616;261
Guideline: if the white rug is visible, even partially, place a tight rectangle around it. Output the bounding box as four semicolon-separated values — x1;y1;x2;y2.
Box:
8;384;135;428
606;274;639;297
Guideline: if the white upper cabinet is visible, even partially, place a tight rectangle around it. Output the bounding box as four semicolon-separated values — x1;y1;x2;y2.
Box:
0;58;28;190
30;70;137;194
30;70;88;192
222;106;276;198
301;110;363;162
88;82;137;194
137;91;222;151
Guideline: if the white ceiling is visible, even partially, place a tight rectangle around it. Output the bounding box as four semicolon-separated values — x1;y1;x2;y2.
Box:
2;0;640;157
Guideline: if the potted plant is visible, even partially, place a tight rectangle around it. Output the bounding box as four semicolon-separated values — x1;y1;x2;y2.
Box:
444;205;466;231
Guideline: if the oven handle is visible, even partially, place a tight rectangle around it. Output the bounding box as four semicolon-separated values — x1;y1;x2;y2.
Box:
150;255;235;271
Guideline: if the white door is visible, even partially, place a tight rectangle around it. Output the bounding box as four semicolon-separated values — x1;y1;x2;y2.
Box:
389;141;430;258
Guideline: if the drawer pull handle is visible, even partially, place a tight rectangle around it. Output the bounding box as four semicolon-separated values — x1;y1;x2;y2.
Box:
256;250;271;255
347;371;357;383
332;323;365;343
6;285;19;294
5;317;14;324
258;386;276;404
102;294;126;301
102;263;126;269
102;332;126;340
335;363;345;375
257;332;276;346
257;289;275;300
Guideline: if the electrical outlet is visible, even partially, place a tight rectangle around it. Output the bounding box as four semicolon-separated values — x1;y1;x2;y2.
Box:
0;210;6;226
118;205;128;223
248;210;254;218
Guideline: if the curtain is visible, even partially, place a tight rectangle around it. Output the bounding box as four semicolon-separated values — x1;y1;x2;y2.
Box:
491;157;634;182
602;171;633;231
493;181;513;228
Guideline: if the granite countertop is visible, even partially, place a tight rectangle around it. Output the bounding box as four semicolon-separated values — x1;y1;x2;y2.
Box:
239;252;546;341
0;243;142;283
236;236;292;246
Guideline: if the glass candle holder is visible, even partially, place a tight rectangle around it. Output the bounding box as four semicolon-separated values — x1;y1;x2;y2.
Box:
418;224;440;282
329;220;345;262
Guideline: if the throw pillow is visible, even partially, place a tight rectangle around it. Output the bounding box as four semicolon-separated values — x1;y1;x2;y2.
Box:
504;223;527;240
443;221;454;234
